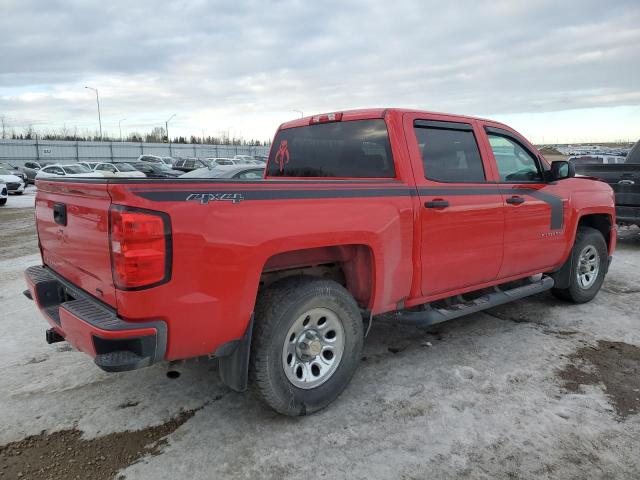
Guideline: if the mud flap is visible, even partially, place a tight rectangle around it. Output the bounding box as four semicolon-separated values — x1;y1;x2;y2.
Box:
218;316;253;392
549;254;574;289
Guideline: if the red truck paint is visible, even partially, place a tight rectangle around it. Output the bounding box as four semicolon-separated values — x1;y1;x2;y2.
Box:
26;108;616;374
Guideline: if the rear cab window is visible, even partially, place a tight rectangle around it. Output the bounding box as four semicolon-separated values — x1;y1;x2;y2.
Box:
266;119;395;178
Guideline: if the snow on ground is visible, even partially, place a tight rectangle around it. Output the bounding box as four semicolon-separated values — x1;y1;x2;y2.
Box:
2;185;37;208
0;205;639;479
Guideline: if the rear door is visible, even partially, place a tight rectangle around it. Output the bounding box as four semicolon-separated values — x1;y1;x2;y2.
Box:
404;114;505;297
479;124;569;278
36;180;116;306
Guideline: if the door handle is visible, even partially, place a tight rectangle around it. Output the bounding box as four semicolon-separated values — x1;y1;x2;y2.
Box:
506;196;525;205
424;199;449;209
53;203;67;226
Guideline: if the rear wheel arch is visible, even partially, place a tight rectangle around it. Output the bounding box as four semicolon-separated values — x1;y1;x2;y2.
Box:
258;244;376;310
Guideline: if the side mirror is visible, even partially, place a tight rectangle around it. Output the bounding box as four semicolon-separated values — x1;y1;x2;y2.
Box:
550;160;575;181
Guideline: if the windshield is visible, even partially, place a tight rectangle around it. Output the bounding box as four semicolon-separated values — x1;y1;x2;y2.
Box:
116;163;137;172
62;165;91;174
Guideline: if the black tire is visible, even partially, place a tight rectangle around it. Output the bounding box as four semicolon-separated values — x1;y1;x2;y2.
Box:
15;191;23;195
551;226;608;303
0;198;6;206
250;276;364;416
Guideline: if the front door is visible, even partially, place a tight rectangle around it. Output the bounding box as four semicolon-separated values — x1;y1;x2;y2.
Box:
481;125;569;278
405;116;505;297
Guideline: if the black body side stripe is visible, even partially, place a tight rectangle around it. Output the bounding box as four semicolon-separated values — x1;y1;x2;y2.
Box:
416;187;564;230
133;186;564;230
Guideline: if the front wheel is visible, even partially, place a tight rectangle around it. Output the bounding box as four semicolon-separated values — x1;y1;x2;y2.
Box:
0;198;6;206
250;276;364;416
551;226;608;303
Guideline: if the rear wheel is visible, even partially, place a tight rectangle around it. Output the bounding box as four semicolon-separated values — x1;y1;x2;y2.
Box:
0;198;6;206
551;226;608;303
250;276;364;416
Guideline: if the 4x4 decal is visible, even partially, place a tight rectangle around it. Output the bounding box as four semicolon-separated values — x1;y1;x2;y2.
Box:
186;192;244;204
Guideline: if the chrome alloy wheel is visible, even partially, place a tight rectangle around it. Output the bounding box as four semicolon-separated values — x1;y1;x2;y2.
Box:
282;307;345;389
576;245;600;289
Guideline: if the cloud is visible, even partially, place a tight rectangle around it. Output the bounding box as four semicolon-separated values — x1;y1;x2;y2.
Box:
0;0;639;141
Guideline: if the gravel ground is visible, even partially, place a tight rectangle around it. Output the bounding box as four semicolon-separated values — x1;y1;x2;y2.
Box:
0;204;639;479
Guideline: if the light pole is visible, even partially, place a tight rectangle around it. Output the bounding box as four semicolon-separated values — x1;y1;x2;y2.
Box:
165;114;176;155
84;86;102;139
118;118;126;142
293;109;303;118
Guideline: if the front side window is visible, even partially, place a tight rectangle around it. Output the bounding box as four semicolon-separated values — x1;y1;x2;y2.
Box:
266;119;395;178
415;125;485;182
488;134;542;182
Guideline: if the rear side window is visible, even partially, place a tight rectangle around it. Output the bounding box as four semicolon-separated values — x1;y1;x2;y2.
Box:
415;124;485;183
266;119;395;178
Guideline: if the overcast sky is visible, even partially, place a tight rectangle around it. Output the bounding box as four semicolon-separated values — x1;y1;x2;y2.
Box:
1;0;639;143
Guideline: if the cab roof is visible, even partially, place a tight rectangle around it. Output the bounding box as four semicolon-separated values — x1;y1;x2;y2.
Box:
278;108;501;130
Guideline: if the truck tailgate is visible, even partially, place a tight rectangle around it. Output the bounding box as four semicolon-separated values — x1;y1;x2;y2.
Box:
575;164;640;206
35;180;116;307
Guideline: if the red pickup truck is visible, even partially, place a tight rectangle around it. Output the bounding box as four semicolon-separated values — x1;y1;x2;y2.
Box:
25;109;616;415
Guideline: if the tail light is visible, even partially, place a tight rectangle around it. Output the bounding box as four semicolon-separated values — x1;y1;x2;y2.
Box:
109;206;172;290
309;112;343;124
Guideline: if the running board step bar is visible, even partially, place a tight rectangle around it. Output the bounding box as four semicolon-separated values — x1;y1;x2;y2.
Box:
395;276;555;327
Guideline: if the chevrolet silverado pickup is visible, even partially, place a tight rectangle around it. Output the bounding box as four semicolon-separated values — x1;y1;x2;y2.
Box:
25;109;616;415
574;139;640;226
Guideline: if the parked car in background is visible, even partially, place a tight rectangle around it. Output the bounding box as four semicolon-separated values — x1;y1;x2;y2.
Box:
172;157;211;172
0;182;7;205
205;157;237;167
136;154;165;164
233;154;255;163
160;157;176;166
180;165;265;179
130;161;182;178
36;164;104;179
0;167;25;194
569;155;626;165
93;162;146;178
24;161;42;170
0;162;27;183
19;161;43;184
78;161;101;171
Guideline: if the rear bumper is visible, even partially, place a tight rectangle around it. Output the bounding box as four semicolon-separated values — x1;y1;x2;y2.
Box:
25;265;167;372
616;205;640;225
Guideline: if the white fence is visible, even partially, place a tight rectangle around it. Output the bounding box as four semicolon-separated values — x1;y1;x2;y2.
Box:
0;139;270;166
